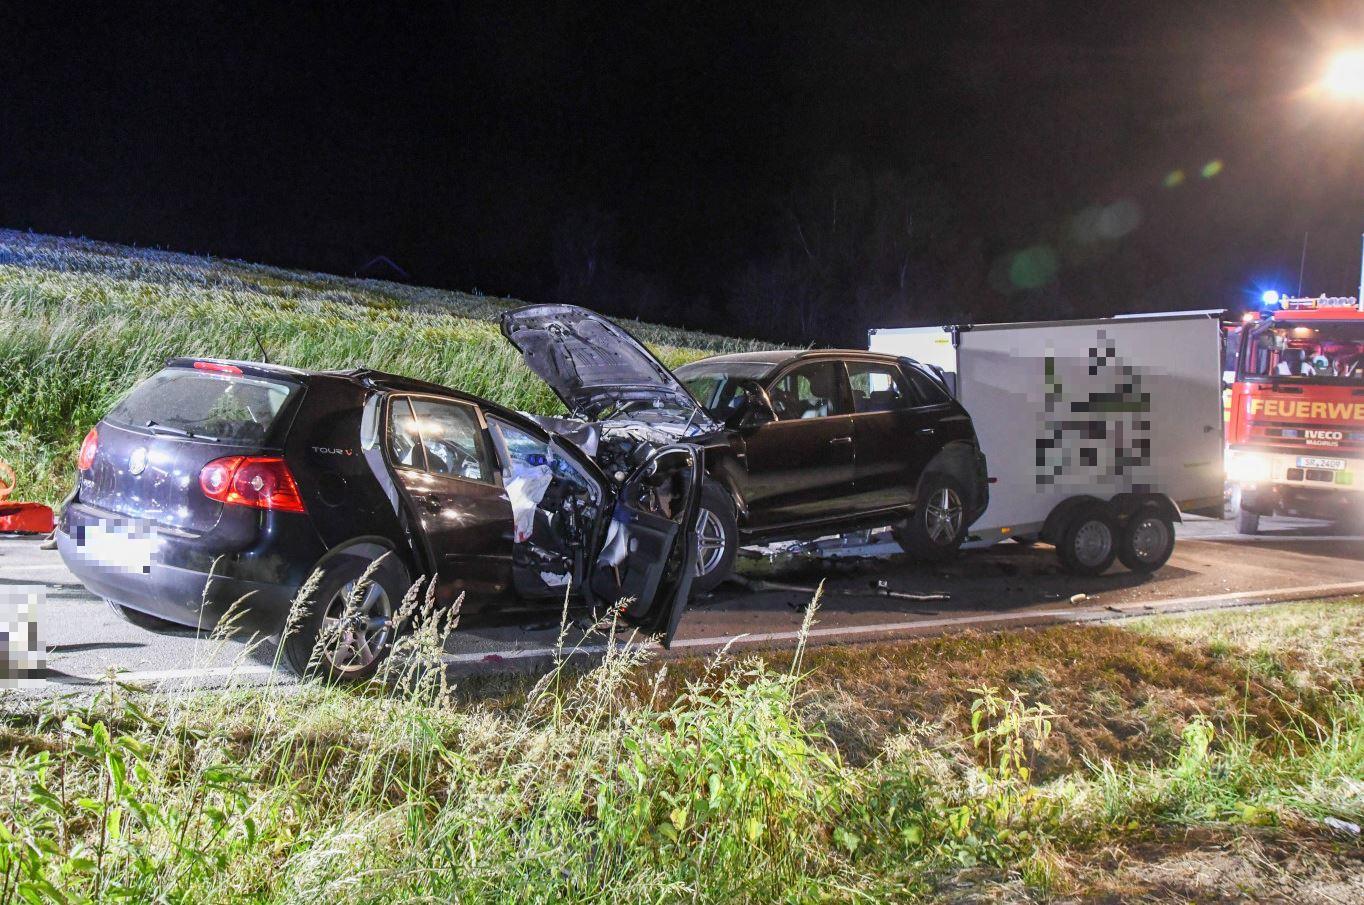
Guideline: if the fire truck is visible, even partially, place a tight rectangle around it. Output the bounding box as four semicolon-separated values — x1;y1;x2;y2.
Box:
1225;295;1364;533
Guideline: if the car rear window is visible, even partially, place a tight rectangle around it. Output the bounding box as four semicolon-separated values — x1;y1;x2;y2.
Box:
106;368;299;443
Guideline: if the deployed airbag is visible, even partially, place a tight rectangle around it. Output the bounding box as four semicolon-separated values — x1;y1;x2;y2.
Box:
504;457;553;542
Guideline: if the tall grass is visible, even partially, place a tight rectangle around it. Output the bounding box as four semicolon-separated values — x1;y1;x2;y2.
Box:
3;589;1363;902
0;230;783;504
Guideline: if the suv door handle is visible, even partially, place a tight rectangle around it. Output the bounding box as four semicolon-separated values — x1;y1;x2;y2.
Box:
830;436;853;445
916;427;936;435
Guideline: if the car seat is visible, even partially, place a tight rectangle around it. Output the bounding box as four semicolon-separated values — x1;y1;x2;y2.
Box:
800;368;836;418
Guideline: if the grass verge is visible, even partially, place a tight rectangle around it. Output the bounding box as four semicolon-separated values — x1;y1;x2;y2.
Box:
1;596;1361;902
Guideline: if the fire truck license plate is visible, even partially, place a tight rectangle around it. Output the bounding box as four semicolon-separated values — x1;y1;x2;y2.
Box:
1297;456;1346;471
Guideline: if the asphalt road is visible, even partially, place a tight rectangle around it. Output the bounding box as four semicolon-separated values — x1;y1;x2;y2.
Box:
2;513;1362;696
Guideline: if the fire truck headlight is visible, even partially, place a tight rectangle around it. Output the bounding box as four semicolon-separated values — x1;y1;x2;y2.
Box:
1226;450;1272;484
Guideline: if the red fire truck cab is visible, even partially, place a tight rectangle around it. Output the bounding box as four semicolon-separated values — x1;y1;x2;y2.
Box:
1226;296;1364;533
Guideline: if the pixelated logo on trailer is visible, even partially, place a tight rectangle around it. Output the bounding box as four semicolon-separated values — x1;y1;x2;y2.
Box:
1;586;46;687
1035;329;1152;490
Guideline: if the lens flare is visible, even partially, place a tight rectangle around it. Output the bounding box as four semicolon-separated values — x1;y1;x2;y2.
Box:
1324;49;1364;99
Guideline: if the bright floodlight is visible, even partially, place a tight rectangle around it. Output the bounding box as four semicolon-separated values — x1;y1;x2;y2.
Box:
1324;49;1364;98
1261;289;1281;305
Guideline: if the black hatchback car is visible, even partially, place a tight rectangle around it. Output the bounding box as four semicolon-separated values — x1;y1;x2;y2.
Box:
58;358;702;680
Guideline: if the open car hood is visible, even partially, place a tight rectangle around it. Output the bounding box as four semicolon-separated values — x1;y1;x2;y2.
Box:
500;304;711;427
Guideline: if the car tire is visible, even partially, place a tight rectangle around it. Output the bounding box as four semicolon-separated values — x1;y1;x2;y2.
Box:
691;482;738;596
106;599;195;634
283;553;408;683
1055;502;1118;576
1117;507;1175;573
1230;487;1261;535
894;473;969;562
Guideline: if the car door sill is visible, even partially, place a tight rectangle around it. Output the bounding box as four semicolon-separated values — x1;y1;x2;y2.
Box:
740;505;913;541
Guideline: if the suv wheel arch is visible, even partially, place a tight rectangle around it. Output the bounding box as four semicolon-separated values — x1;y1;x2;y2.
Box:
919;441;986;513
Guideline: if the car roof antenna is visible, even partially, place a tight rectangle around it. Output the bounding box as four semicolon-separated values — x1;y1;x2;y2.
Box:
227;286;271;364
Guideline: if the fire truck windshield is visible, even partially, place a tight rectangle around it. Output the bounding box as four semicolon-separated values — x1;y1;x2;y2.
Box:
1241;320;1364;383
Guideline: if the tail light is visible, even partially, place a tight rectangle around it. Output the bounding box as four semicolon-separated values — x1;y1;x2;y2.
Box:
77;428;99;471
199;456;307;513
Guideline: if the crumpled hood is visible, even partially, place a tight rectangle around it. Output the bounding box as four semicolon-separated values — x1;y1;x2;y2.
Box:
500;304;712;427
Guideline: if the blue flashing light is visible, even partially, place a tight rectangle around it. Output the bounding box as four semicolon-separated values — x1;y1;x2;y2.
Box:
1261;289;1281;306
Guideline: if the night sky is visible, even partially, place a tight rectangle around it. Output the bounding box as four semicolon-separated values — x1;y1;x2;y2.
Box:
4;1;1364;343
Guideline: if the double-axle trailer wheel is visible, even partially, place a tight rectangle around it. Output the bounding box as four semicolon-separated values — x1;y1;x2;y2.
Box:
1042;494;1177;576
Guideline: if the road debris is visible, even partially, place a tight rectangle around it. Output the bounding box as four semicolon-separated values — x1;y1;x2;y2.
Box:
731;575;946;614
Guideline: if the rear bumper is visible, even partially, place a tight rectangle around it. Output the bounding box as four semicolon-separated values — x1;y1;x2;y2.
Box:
57;502;323;635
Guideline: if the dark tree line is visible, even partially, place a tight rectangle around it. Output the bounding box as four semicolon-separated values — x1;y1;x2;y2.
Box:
550;159;1098;346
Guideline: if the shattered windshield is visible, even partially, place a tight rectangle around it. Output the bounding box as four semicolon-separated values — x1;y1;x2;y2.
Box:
1241;321;1364;383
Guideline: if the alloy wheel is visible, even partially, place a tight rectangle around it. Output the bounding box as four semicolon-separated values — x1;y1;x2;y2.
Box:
320;577;393;673
694;507;728;577
924;487;963;545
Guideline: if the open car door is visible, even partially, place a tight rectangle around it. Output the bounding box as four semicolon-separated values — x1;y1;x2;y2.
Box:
588;444;702;647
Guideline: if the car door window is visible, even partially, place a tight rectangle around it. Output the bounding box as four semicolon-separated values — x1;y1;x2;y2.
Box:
488;419;549;470
846;362;913;413
389;397;493;482
767;362;852;420
387;397;426;469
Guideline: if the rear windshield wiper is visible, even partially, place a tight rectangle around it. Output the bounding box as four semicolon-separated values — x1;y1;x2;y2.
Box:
145;420;219;442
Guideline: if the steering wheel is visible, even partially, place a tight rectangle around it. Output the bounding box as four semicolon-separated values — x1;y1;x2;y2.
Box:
428;439;479;476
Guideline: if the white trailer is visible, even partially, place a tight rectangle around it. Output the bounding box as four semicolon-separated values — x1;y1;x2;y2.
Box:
869;312;1225;574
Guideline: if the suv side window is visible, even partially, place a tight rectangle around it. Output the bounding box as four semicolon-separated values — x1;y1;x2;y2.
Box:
902;364;953;406
846;361;913;413
388;396;493;482
767;361;852;420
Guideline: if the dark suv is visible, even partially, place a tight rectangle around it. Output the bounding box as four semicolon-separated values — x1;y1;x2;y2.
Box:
671;350;990;589
58;358;701;680
494;307;989;593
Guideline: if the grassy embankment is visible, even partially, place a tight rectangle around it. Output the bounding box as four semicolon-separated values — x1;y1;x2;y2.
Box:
2;596;1363;902
0;230;779;505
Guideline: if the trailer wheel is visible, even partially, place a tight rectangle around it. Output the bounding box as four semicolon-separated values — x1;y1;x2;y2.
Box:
894;473;969;561
1117;508;1175;573
1055;502;1118;576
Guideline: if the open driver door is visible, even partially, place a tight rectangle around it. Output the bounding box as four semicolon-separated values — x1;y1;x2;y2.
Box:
588;444;702;647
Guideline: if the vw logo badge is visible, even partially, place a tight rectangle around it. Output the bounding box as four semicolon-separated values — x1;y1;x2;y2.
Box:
128;447;148;476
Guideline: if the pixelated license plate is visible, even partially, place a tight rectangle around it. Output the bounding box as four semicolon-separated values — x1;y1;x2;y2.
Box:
77;518;159;575
1;586;45;687
1296;456;1346;471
